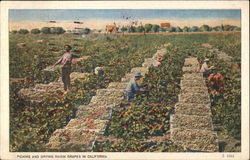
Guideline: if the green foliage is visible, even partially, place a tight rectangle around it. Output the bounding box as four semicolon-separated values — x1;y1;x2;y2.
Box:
209;59;241;140
136;26;145;33
106;44;187;151
175;27;183;32
212;26;222;32
200;24;211;32
208;43;240;140
151;25;160;33
18;29;29;34
208;33;241;64
144;24;153;32
190;26;200;32
128;26;136;33
9;33;241;152
11;30;18;34
168;27;176;32
193;33;241;141
83;28;91;34
41;27;51;34
121;26;127;33
183;26;190;32
159;27;166;32
223;25;240;31
31;28;41;34
9;34;166;151
234;27;241;31
50;27;66;34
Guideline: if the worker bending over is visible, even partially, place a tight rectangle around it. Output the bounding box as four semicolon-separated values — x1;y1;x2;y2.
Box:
125;72;147;101
209;67;224;93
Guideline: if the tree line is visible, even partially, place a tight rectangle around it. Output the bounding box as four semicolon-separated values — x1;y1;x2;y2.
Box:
11;27;66;34
11;24;240;35
120;24;241;33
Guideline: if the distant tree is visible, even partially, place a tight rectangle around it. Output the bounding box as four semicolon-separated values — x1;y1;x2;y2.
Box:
183;26;190;32
121;26;128;33
41;27;51;34
166;27;176;32
52;27;66;34
144;24;153;32
30;28;41;34
212;26;222;32
136;26;145;33
222;25;239;31
165;27;170;32
151;25;160;32
83;28;91;34
230;26;241;31
50;28;57;34
234;27;241;31
49;27;66;34
227;26;233;31
18;29;29;34
221;24;224;31
176;26;183;32
159;27;166;32
171;27;177;32
11;30;18;34
190;26;200;32
223;25;232;31
200;24;211;32
58;27;66;34
128;26;136;33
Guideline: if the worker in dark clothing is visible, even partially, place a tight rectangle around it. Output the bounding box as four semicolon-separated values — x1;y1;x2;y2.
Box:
53;45;73;91
125;72;147;101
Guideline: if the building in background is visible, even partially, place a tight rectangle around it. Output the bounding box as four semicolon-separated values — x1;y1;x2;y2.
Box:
106;25;118;33
160;22;171;28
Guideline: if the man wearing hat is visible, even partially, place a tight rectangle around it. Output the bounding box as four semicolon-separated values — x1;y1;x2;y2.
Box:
125;72;147;101
200;58;214;77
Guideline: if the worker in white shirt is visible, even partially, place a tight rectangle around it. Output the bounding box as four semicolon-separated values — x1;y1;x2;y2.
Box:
200;58;214;77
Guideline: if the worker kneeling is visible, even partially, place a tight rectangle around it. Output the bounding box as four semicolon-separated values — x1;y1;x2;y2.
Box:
125;72;147;101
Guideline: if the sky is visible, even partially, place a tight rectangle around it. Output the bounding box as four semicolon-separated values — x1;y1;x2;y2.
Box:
9;9;241;30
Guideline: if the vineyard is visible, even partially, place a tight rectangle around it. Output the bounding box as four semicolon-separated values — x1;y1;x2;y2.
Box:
9;32;241;152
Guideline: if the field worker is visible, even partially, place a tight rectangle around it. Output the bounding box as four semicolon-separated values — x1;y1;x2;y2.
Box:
53;45;73;92
125;72;147;101
153;53;164;67
200;58;214;77
209;67;224;93
153;60;161;67
94;67;105;76
156;53;165;62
